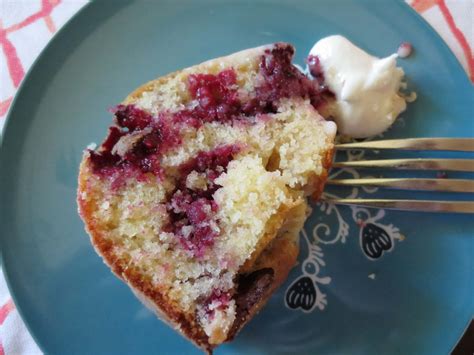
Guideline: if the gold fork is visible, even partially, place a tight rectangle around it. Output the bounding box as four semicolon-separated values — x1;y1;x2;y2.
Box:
324;138;474;213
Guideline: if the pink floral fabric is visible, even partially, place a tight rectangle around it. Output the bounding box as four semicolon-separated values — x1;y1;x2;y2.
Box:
0;0;472;353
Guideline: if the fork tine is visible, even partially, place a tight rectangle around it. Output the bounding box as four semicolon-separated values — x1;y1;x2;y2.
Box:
332;158;474;172
335;138;474;151
327;178;474;193
321;199;474;213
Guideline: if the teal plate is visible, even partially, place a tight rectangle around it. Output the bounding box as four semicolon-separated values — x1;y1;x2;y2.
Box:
1;1;473;354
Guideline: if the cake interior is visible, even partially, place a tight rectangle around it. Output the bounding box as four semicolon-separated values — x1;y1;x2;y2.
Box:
78;43;336;349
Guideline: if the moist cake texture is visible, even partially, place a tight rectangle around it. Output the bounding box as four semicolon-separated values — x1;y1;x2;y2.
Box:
78;43;336;353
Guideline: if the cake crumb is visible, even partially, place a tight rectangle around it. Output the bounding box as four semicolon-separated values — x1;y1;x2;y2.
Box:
78;43;336;347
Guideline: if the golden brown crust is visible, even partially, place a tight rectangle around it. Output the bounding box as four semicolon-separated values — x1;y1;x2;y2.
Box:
78;159;213;352
227;234;299;341
122;45;270;108
78;155;302;352
78;148;332;352
77;43;334;352
77;64;222;351
225;191;306;341
123;73;178;105
123;267;211;351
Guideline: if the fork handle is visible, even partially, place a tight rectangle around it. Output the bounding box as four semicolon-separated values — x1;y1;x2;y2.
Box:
335;138;474;151
322;199;474;213
332;158;474;172
327;178;474;193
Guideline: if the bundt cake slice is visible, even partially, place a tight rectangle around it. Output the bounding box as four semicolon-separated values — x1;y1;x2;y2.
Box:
77;43;336;353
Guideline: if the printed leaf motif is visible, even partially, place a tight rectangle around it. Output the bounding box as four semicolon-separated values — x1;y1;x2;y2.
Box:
360;223;393;259
285;276;317;311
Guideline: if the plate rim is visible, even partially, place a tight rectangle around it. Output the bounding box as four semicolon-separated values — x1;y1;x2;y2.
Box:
0;1;471;353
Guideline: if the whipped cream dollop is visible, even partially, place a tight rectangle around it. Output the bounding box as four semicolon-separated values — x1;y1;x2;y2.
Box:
309;35;408;138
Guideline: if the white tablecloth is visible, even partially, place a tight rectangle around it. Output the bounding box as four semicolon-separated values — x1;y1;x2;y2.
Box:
0;0;472;353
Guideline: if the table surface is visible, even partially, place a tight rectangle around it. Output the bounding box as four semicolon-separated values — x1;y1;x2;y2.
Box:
0;1;472;354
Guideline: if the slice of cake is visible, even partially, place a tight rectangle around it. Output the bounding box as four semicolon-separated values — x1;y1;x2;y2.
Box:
77;43;336;353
